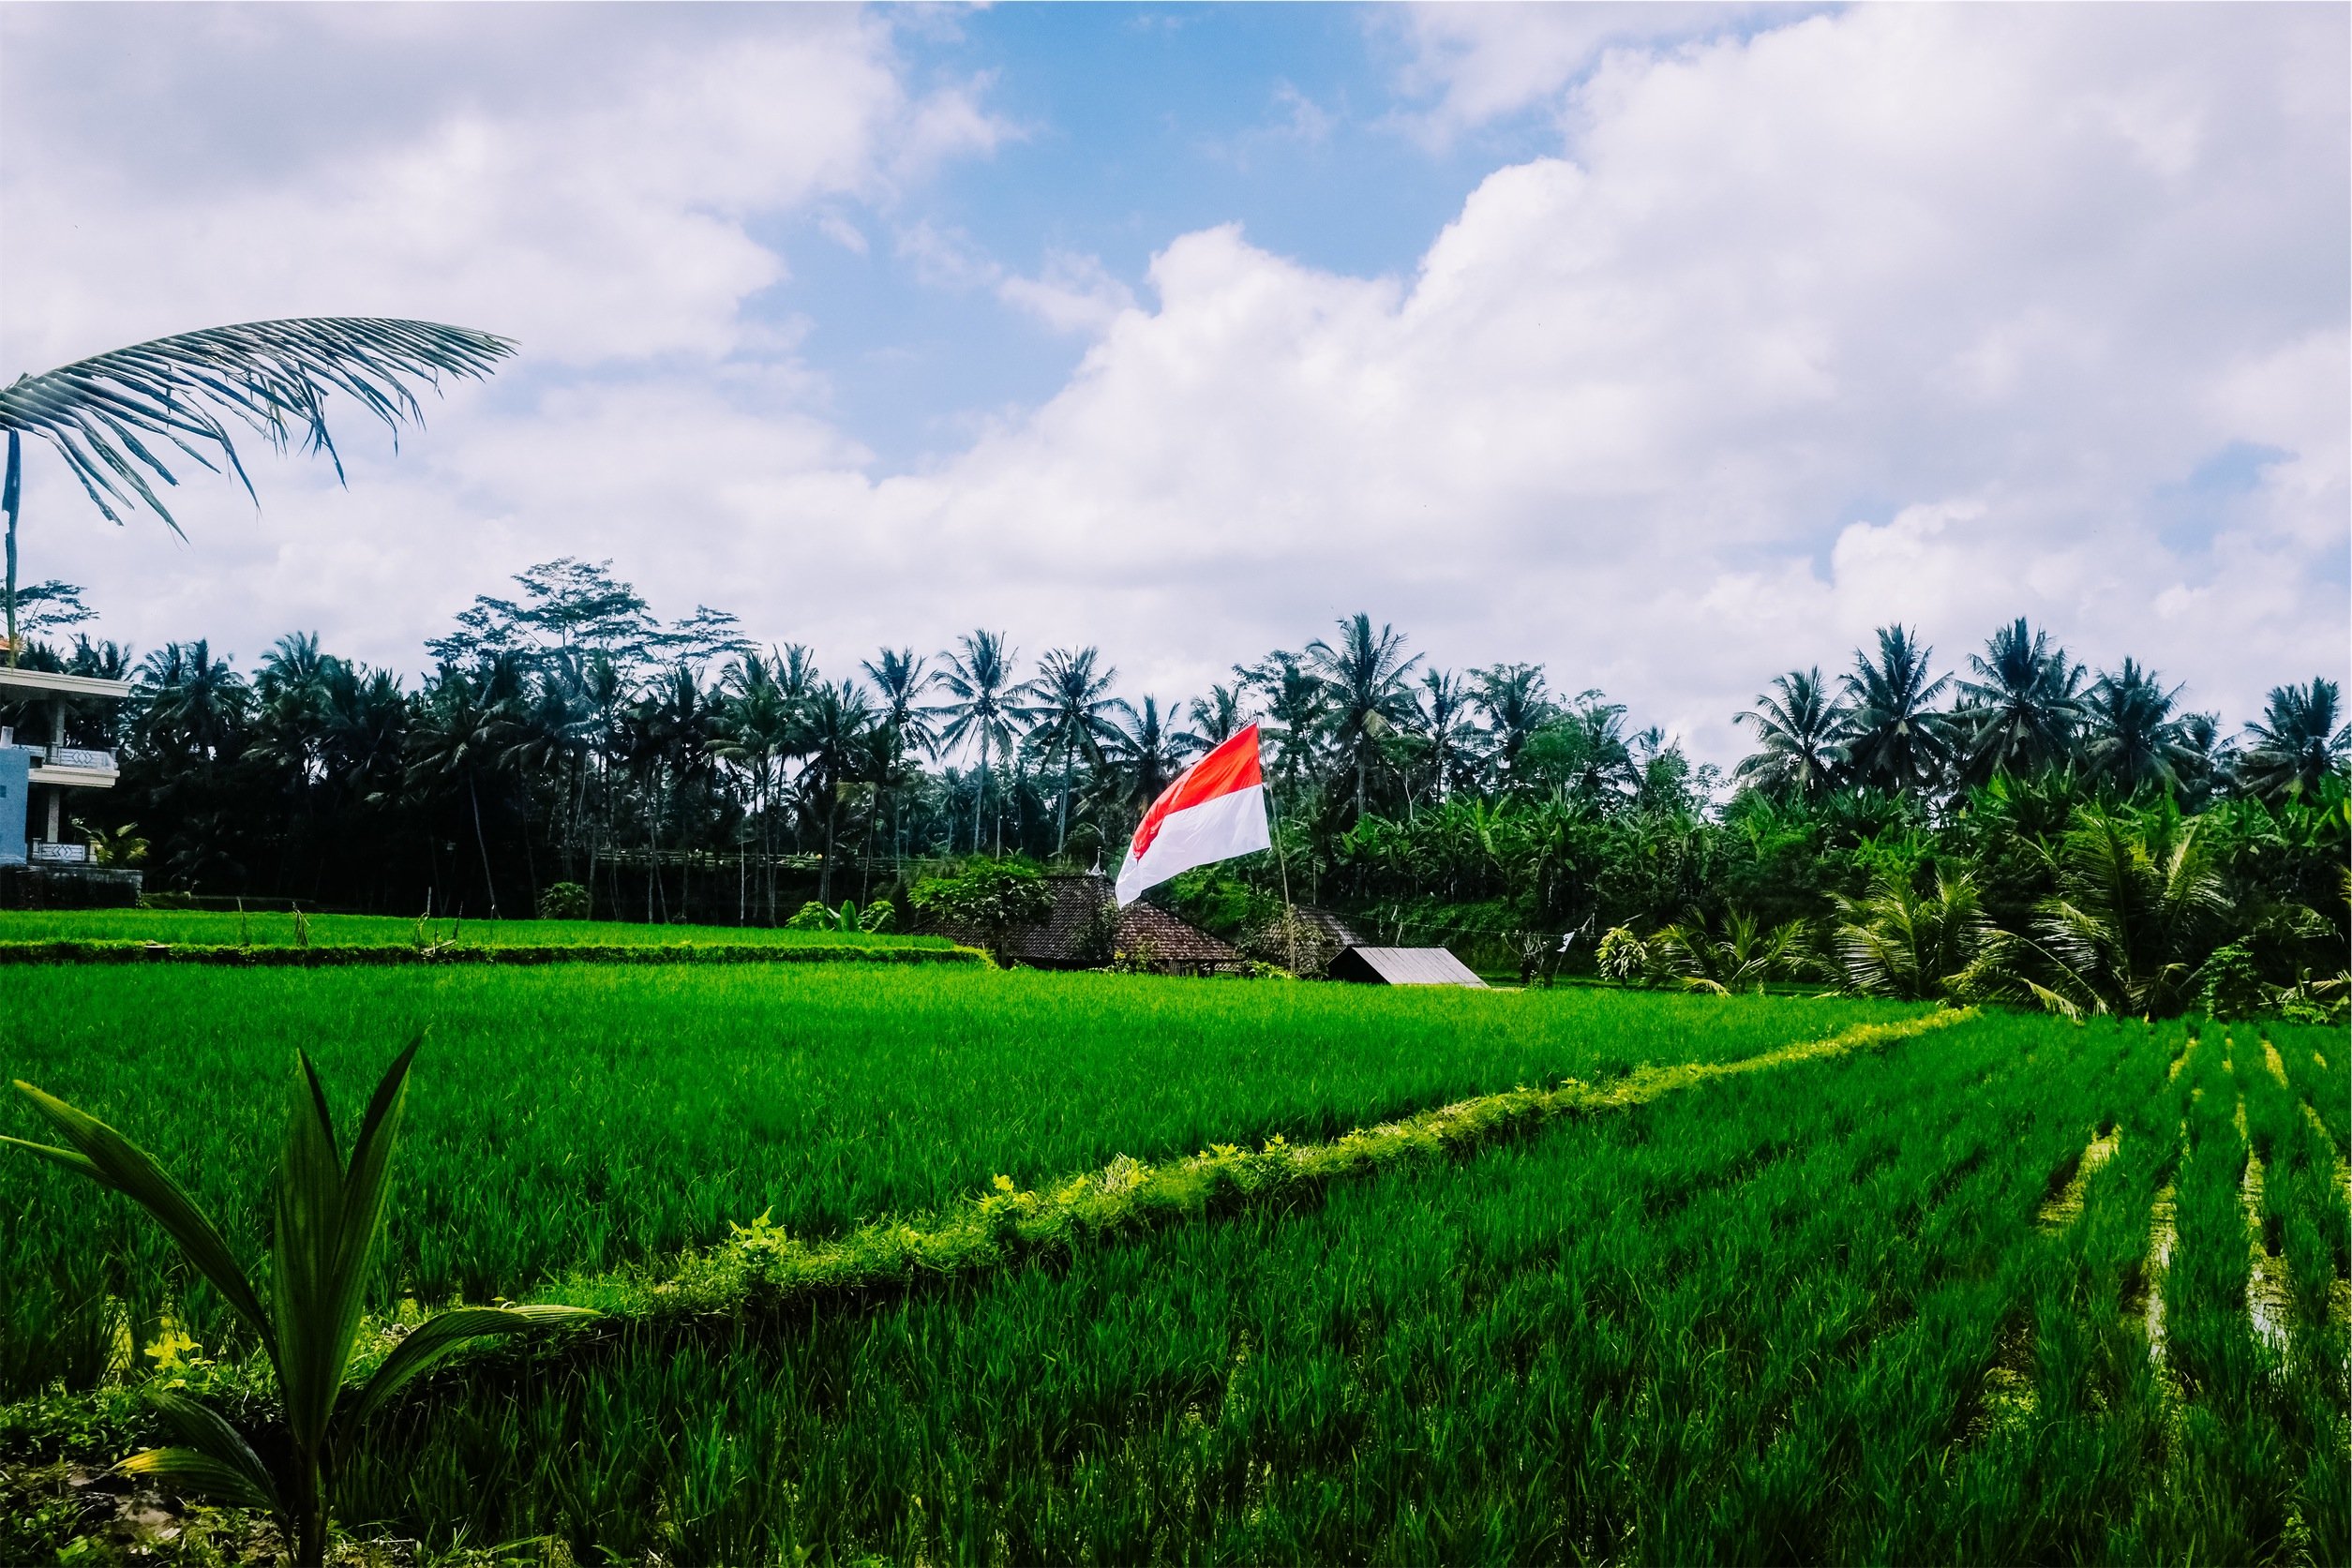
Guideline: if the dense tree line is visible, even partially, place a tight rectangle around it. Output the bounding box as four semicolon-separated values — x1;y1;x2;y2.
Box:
4;560;2343;1015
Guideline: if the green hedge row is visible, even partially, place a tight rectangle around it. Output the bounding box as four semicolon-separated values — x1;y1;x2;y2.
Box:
0;940;985;968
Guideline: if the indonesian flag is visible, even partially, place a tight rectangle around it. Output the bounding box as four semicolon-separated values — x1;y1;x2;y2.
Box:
1116;723;1272;905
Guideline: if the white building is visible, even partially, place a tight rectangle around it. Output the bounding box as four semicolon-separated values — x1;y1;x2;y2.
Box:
0;664;128;866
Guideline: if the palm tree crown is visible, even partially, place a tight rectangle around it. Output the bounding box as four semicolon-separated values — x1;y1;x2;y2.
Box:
2082;659;2195;794
1953;618;2085;784
1305;613;1420;820
1017;647;1129;855
2236;678;2350;801
1734;667;1848;799
1838;626;1952;794
936;631;1019;855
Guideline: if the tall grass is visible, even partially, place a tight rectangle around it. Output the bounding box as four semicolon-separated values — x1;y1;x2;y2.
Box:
0;966;1916;1396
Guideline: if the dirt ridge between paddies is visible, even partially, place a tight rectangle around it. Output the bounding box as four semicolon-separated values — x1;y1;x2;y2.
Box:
528;1008;1977;1329
0;938;985;967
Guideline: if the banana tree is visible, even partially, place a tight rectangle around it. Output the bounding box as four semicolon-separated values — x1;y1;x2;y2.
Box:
0;318;513;664
3;1043;593;1563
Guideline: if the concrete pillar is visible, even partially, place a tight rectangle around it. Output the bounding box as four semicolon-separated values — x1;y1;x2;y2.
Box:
45;786;60;843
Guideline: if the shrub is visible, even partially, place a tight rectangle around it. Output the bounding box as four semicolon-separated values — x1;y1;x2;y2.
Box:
535;882;592;921
785;901;835;931
907;860;1054;965
1595;926;1649;984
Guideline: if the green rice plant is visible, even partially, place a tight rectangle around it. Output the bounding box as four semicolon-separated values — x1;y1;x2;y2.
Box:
322;1009;2186;1562
2;1043;593;1563
0;906;951;951
0;967;1915;1397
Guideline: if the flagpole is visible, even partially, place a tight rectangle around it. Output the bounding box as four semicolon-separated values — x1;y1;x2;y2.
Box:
1270;786;1296;974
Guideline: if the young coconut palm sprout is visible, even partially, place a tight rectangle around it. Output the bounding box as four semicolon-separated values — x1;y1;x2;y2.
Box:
0;317;514;664
2;1042;595;1564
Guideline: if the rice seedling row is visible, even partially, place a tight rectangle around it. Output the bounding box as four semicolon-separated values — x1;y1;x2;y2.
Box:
0;966;1912;1397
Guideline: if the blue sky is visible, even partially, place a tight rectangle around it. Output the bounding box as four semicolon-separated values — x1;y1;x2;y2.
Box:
1;3;2344;759
763;6;1561;465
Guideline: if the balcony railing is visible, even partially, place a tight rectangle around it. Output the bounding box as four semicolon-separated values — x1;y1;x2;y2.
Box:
22;744;118;771
29;842;91;865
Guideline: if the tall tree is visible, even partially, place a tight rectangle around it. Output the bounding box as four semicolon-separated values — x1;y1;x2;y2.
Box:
861;649;940;866
1837;626;1952;794
1103;696;1195;847
2236;678;2349;802
1;318;511;665
796;680;876;903
406;656;528;918
1182;682;1249;750
1416;669;1482;806
936;631;1019;855
2082;659;2195;794
1952;618;2085;784
1016;647;1128;857
1305;614;1421;820
1471;664;1553;794
1733;668;1847;799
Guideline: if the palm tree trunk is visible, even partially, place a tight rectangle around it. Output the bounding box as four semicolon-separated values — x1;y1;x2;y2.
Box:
467;773;502;919
1058;739;1073;856
973;732;989;856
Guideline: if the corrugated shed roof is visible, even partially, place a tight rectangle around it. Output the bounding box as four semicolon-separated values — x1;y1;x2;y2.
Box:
1328;945;1488;987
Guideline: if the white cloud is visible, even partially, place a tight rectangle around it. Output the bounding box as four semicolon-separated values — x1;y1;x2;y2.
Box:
3;4;2342;767
0;7;1007;371
996;251;1139;336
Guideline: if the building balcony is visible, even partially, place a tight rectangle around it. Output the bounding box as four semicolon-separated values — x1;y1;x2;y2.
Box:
22;743;120;787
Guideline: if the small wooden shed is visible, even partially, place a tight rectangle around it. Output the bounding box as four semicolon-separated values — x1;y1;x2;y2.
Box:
1326;945;1487;987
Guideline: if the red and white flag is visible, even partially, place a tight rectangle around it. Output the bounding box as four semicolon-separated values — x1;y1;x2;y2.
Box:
1116;723;1272;905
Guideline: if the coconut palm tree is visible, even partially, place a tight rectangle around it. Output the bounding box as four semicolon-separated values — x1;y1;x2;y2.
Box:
1016;647;1129;857
1963;802;2225;1018
2081;659;2196;794
1837;626;1952;795
1416;669;1483;806
1102;695;1195;848
1951;618;2085;784
1;318;512;665
1237;651;1326;801
1472;663;1553;794
1829;864;1988;1000
2236;678;2349;802
1305;614;1420;820
936;631;1019;855
796;679;876;903
861;649;940;866
1733;667;1847;799
406;655;527;918
1182;682;1249;751
135;641;250;763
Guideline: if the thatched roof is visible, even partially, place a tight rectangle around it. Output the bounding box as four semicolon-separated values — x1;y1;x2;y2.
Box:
923;873;1248;974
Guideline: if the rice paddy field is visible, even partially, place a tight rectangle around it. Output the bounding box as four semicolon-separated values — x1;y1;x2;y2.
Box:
0;906;951;952
0;948;2345;1563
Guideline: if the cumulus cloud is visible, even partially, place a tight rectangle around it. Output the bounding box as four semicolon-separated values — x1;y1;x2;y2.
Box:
2;4;2342;768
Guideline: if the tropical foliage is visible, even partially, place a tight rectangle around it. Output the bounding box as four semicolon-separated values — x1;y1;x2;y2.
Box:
0;1043;591;1561
1;563;2341;1018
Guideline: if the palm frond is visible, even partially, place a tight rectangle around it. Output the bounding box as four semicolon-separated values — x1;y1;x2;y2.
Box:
0;318;513;531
